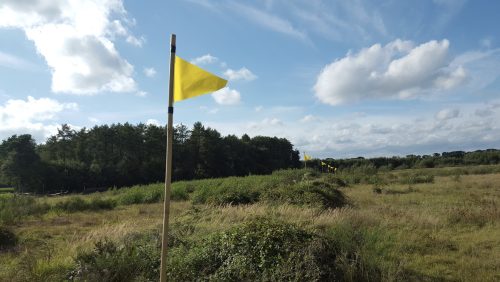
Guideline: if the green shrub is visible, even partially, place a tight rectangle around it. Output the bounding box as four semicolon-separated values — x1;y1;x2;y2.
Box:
69;218;388;281
401;174;434;184
0;195;50;224
0;225;17;250
54;197;116;212
168;218;340;281
113;183;188;206
262;181;349;209
70;232;161;282
191;177;261;205
323;174;348;187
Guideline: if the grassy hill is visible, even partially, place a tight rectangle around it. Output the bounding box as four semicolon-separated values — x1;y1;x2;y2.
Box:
1;166;499;281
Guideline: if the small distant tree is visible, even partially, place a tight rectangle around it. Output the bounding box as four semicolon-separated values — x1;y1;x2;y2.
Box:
0;134;43;193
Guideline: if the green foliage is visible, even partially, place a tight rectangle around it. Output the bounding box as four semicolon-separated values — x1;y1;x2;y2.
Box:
107;183;188;206
70;232;160;282
0;225;17;250
0;187;14;193
168;218;386;281
398;173;434;184
3;123;300;194
191;177;261;205
262;181;349;209
67;218;389;281
0;195;49;224
0;134;43;193
53;197;116;213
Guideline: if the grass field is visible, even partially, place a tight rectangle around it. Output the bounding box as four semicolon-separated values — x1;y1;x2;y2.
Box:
0;166;499;281
0;188;13;194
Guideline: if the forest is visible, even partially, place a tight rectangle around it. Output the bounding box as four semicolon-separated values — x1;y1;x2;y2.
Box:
1;122;500;194
0;122;300;193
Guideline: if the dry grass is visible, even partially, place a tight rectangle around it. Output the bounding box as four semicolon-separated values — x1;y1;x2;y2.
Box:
1;168;499;281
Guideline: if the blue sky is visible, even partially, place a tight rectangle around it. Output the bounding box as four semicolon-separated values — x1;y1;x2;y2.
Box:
1;0;499;158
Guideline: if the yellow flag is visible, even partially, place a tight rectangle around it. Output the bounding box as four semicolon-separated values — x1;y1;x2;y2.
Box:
321;161;326;166
304;153;312;161
174;56;227;102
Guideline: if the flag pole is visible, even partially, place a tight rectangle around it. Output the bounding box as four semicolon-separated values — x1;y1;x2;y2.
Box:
160;33;176;282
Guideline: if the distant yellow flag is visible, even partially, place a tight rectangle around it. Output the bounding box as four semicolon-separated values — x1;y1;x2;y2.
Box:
321;161;326;166
304;153;312;161
174;56;227;102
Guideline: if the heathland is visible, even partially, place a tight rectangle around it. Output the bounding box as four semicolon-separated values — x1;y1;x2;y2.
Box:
1;165;499;281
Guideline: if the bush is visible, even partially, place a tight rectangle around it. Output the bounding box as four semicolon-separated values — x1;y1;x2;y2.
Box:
323;174;348;187
70;232;160;282
262;181;349;209
168;218;340;281
69;218;388;281
54;197;116;212
112;183;189;206
0;195;50;224
0;225;17;250
168;218;387;281
191;177;261;205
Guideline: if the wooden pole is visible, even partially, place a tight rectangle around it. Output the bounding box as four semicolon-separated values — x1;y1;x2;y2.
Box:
160;33;176;282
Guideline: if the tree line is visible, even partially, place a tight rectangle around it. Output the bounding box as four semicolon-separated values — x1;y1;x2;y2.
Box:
0;122;300;193
312;150;500;170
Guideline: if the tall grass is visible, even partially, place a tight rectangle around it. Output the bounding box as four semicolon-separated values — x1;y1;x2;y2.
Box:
0;195;50;224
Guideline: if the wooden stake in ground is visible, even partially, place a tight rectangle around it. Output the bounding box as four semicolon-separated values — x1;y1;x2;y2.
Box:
160;33;176;282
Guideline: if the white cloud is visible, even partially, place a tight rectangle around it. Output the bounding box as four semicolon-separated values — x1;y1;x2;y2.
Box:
300;114;317;123
143;67;157;77
228;2;307;41
212;87;241;105
146;119;161;126
314;39;467;105
475;108;493;117
136;91;147;97
88;117;100;123
191;54;218;65
435;108;460;120
126;35;145;47
209;100;500;158
0;96;78;142
247;117;283;130
0;0;139;95
224;67;257;81
255;105;263;112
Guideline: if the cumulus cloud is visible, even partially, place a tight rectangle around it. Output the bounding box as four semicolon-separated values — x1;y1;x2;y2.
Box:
146;119;161;126
126;35;145;47
88;117;100;123
143;67;157;77
212;87;241;105
300;115;317;123
0;0;140;94
314;39;467;105
0;96;78;142
224;67;257;81
435;108;460;120
248;118;283;130
208;99;500;158
191;54;218;65
136;91;147;97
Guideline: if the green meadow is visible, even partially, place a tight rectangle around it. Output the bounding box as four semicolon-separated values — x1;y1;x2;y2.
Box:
1;166;499;281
